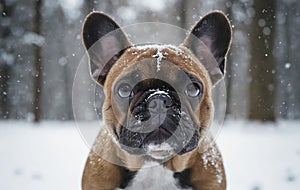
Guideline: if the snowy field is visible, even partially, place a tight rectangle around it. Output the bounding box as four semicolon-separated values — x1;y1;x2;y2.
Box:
0;120;299;190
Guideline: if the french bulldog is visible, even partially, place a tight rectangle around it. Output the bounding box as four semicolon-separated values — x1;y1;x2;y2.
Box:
81;11;231;190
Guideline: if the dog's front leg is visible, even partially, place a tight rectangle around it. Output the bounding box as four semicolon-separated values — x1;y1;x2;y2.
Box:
168;143;226;190
190;144;227;190
82;129;138;190
82;152;139;190
82;153;123;190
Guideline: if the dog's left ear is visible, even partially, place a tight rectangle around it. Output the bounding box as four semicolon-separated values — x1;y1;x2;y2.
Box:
183;11;232;85
82;12;132;86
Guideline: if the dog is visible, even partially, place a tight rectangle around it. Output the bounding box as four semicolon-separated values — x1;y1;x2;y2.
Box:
81;11;232;190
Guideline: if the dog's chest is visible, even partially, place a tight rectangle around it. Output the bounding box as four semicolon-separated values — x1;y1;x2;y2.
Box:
121;162;191;190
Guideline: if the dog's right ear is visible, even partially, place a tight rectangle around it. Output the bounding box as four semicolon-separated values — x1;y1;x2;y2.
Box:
183;11;232;86
82;12;132;86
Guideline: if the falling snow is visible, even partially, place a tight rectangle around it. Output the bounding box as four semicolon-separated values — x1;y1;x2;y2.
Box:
1;1;300;189
285;63;291;69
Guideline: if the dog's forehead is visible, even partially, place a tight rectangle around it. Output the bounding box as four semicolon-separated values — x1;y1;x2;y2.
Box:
115;45;210;80
104;44;213;93
126;44;192;67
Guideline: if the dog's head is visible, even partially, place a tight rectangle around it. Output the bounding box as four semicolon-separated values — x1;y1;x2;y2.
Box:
82;12;231;160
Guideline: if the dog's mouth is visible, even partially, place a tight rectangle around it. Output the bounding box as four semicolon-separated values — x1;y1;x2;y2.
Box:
119;108;180;158
119;125;177;159
119;104;200;158
119;117;200;159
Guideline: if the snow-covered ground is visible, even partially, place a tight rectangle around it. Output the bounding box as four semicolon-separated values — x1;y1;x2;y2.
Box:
0;120;299;190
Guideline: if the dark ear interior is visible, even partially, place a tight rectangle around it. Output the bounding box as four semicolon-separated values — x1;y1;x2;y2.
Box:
184;11;232;85
82;12;132;85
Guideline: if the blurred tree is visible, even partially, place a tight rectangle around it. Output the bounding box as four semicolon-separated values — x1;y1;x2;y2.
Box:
177;0;187;29
248;0;277;121
225;1;234;117
82;0;95;14
225;0;252;119
33;0;42;122
276;1;292;119
275;0;300;119
0;0;12;119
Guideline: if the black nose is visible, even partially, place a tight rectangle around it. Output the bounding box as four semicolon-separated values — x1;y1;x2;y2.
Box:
147;94;173;113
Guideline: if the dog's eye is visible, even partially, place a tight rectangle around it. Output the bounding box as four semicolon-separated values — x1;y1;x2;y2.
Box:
185;83;202;97
118;83;132;98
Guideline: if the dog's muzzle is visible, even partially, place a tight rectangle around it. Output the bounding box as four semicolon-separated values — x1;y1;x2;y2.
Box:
118;79;180;155
119;79;199;158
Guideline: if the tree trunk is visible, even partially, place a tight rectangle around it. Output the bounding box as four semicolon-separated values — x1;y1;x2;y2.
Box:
33;0;43;122
280;2;292;119
82;0;95;14
248;0;277;121
177;0;187;29
0;0;12;119
224;2;234;117
0;64;10;119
